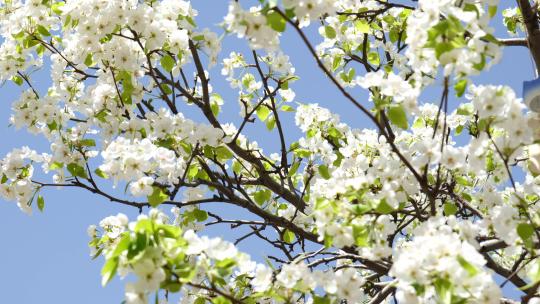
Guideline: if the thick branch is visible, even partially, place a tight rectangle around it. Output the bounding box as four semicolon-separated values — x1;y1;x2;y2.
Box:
499;38;528;47
517;0;540;72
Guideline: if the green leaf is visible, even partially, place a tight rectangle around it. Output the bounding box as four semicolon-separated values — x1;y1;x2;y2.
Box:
389;28;399;43
256;105;271;121
37;195;45;212
212;296;232;304
50;162;64;171
47;120;58;132
37;25;51;37
148;187;168;207
443;202;458;215
353;225;370;247
12;31;25;40
160;84;173;95
163;282;183;293
23;36;39;48
36;44;45;57
215;146;233;161
455;125;464;135
267;11;286;32
318;165;331;180
324;26;336;39
283;229;296;243
375;199;394;214
254;190;272;205
194;209;208;222
517;223;535;242
288;161;300;177
355;20;370;33
51;2;64;15
160;54;175;72
488;6;497;18
95;109;108;122
194;298;206;304
118;71;134;104
211;102;220;116
435;42;453;59
387;105;409;129
280;105;295;112
332;55;342;71
84;53;93;66
94;168;109;179
457;255;478;277
313;296;331;304
12;75;23;86
111;233;131;257
454;79;467;97
455;176;471;186
67;163;88;179
367;52;380;65
79;138;96;147
434;278;453;304
266;116;276;130
101;257;119;286
1;174;8;184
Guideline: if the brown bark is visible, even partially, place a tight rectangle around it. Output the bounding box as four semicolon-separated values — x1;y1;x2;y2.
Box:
518;0;540;72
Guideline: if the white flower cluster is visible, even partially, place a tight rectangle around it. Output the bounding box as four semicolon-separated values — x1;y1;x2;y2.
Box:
223;2;280;50
275;262;366;303
61;0;196;68
467;84;532;155
10;90;68;136
98;212;128;240
0;0;47;81
357;70;420;114
406;0;501;82
0;147;47;214
390;217;501;304
283;0;338;27
99;137;183;194
89;210;266;304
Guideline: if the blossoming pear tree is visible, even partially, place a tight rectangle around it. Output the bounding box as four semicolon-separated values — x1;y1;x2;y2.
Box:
5;0;540;303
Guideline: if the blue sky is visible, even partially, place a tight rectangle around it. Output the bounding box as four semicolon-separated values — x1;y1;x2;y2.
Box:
0;1;533;303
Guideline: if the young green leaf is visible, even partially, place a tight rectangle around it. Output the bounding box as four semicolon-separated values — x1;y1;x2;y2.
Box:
254;190;272;205
194;209;208;222
94;168;109;179
387;104;409;129
256;106;271;121
454;79;467;97
443;202;458;215
318;165;331;180
67;163;88;179
148;187;168;207
313;296;331;304
517;223;535;241
37;195;45;212
266;116;276;130
267;11;286;32
457;255;478;277
79;139;96;147
283;229;296;243
12;75;23;86
355;20;370;33
37;25;51;37
101;257;119;286
280;105;295;112
325;26;336;39
160;54;176;72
